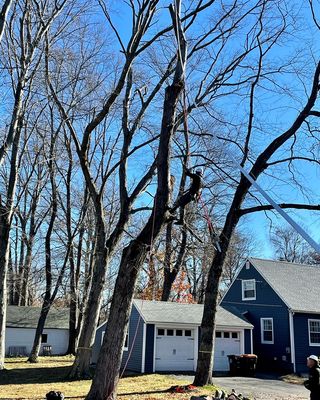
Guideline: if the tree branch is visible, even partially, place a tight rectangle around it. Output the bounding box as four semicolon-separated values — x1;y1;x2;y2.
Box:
239;203;320;216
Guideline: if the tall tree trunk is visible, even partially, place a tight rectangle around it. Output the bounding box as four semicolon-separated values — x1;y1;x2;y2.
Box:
68;254;78;355
0;120;22;368
77;228;94;340
20;239;33;306
65;138;81;355
86;7;187;397
28;128;58;363
193;61;320;386
8;251;15;305
0;0;13;44
27;301;51;362
68;224;108;377
161;223;187;301
86;239;149;399
193;221;238;385
0;217;10;369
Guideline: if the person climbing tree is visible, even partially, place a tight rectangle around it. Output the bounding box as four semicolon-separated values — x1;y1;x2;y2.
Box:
170;166;203;225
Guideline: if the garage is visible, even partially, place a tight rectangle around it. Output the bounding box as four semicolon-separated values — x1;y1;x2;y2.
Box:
93;300;253;373
155;327;196;371
154;326;243;372
214;330;241;371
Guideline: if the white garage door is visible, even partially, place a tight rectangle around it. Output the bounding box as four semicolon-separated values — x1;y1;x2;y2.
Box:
155;327;195;371
214;331;241;371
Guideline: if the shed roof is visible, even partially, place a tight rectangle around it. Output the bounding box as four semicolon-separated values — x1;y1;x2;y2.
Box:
133;300;253;328
6;306;69;329
249;257;320;313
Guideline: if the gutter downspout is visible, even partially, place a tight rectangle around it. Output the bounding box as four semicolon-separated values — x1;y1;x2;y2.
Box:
289;309;296;373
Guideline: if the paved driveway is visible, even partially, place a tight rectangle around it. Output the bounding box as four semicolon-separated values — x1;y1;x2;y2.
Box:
174;375;308;399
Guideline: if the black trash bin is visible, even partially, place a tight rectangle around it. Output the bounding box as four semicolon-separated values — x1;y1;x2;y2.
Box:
227;355;242;375
241;354;258;376
228;354;257;376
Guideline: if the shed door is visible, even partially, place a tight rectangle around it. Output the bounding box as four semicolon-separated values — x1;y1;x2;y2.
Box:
155;327;195;371
214;331;241;371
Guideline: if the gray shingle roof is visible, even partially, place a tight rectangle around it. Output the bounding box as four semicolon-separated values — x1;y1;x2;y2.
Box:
133;300;253;328
249;257;320;313
6;306;69;329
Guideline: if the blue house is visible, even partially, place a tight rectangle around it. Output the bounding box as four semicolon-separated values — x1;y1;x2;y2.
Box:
92;299;253;373
221;258;320;374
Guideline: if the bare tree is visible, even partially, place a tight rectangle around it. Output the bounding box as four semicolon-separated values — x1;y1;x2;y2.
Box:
85;3;187;398
271;226;313;263
0;0;13;43
47;0;185;378
0;0;68;368
193;1;320;384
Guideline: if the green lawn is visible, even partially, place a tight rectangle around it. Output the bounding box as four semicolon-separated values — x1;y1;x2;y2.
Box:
0;356;219;399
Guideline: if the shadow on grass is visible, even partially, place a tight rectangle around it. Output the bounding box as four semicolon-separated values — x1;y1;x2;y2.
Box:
0;365;93;385
118;389;171;397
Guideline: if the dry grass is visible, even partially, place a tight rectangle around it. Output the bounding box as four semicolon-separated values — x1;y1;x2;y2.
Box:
0;356;220;399
281;374;305;385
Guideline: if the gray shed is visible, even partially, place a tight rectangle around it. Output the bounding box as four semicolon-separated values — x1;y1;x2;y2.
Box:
6;306;69;356
92;299;253;373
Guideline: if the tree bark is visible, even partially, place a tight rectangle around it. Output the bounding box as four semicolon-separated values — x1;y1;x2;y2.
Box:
27;128;63;363
0;217;10;369
0;119;22;368
193;61;320;386
0;0;13;45
68;229;108;377
27;302;51;362
86;5;187;398
161;223;187;301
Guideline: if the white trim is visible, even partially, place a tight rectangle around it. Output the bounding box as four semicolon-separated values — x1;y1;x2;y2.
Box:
289;310;296;372
308;318;320;347
141;323;146;373
194;327;199;371
132;300;147;324
150;322;252;330
260;318;274;344
240;330;245;354
101;330;105;345
250;328;253;354
292;310;320;315
153;325;157;373
146;321;199;327
241;279;256;301
97;320;108;330
220;259;249;304
123;327;129;351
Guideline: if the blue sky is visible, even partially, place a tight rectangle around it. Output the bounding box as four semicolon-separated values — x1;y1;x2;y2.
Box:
103;0;320;259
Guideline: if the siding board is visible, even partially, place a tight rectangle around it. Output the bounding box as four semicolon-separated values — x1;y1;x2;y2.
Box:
6;327;68;355
293;313;320;374
222;262;293;372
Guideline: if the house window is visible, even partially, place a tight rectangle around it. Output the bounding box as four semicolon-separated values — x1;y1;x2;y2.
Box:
124;331;129;350
261;318;274;344
176;329;183;336
185;330;192;337
215;331;222;338
167;329;174;336
224;332;230;338
41;334;48;343
309;319;320;346
157;328;165;336
232;332;239;339
242;279;256;300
